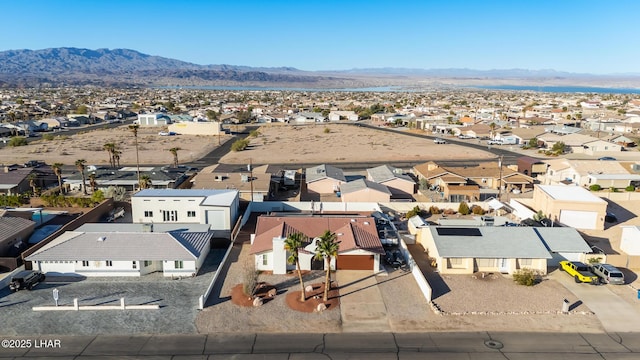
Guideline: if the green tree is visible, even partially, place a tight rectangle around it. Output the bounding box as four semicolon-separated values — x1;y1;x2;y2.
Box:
76;105;88;114
528;137;538;148
27;173;38;196
52;162;64;194
88;173;97;193
75;159;87;195
205;110;219;121
103;142;116;168
458;201;470;215
139;174;152;189
489;122;497;139
284;232;307;302
551;141;565;153
314;230;341;302
169;147;181;168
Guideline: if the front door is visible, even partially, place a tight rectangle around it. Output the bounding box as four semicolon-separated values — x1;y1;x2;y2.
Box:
498;258;509;273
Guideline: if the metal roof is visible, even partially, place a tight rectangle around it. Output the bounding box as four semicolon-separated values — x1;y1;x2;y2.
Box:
537;185;607;203
367;165;413;183
134;189;238;206
306;164;346;183
534;228;591;253
75;223;212;233
26;231;211;262
340;179;391;195
429;226;552;259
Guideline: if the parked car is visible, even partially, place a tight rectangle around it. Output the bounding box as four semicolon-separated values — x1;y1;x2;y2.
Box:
487;139;503;145
434;138;446;144
598;157;617;161
23;160;44;168
559;261;599;284
158;131;177;136
457;135;472;139
9;270;46;292
590;263;625;285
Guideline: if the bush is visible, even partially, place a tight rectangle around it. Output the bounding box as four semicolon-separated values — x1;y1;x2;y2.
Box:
7;136;27;147
405;206;424;219
626;185;636;192
513;268;539;286
428;206;441;215
589;184;601;191
610;186;618;193
242;259;258;297
323;127;330;134
471;205;485;215
249;130;260;138
231;139;249;152
42;133;55;141
458;201;470;215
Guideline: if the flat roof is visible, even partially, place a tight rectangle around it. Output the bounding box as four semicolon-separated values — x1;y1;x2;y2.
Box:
537;185;607;203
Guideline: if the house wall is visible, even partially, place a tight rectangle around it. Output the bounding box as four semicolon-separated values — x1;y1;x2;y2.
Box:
35;260;143;277
585;141;622;155
381;178;416;196
168;122;221;136
341;188;390;203
307;178;344;194
162;260;197;277
532;189;606;230
132;195;205;223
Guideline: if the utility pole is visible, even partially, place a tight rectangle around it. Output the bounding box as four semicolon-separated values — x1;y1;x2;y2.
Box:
498;155;503;201
249;158;253;202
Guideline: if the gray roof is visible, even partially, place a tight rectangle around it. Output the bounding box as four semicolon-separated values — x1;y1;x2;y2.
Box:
134;189;238;207
534;227;591;253
367;165;414;183
340;179;392;195
75;223;212;233
0;217;36;240
306;164;346;183
429;226;552;259
26;231;211;262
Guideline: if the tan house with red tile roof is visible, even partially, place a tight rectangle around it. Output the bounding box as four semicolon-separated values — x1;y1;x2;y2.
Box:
249;214;384;274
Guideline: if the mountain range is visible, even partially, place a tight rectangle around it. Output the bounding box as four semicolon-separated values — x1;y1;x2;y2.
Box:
0;47;638;89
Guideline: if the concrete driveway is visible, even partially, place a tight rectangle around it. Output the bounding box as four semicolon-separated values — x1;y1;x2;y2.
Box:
550;269;640;332
335;270;390;332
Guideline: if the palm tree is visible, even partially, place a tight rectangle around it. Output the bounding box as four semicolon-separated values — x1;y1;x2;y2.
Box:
314;230;341;302
139;174;152;189
489;122;497;140
52;162;63;194
27;173;38;196
169;147;181;168
103;142;116;168
129;124;140;186
88;173;97;193
113;149;122;168
75;159;87;195
284;232;307;302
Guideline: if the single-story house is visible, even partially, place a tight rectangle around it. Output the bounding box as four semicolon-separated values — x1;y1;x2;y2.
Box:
532;185;607;230
26;230;212;277
306;164;346;195
534;227;592;266
328;111;359;121
137;113;172;126
339;179;391;203
191;164;275;202
366;165;416;199
250;214;384;274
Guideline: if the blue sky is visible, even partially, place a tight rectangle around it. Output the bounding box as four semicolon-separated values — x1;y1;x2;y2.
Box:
1;0;637;74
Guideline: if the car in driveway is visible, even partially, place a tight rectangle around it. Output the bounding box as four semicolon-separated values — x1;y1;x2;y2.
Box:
590;264;625;285
559;260;599;284
9;270;46;291
434;138;446;144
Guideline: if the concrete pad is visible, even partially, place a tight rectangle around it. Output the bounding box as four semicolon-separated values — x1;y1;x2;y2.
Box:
253;333;324;353
325;354;398;360
11;336;92;357
491;332;596;353
139;334;206;355
82;335;150;356
602;354;640;360
204;333;255;354
399;353;504;360
324;333;396;353
336;270;390;332
428;332;494;353
616;333;640;352
394;332;437;351
580;333;632;353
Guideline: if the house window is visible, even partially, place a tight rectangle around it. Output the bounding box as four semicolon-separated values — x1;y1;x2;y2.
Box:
132;261;137;269
175;260;184;269
447;258;464;269
187;211;196;218
476;258;495;268
106;260;113;267
262;254;268;266
162;210;178;221
144;260;152;267
144;211;153;217
519;258;533;267
82;261;89;267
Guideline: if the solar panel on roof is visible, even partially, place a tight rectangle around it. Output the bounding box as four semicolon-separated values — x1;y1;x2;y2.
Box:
436;227;482;236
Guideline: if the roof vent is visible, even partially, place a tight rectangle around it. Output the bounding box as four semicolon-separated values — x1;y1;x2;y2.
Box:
97;236;106;242
337;233;344;236
363;221;370;225
350;219;356;222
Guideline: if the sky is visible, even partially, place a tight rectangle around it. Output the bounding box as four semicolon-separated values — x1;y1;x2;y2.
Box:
1;0;638;74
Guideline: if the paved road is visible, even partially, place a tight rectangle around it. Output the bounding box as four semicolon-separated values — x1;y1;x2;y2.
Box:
1;332;640;358
551;270;640;332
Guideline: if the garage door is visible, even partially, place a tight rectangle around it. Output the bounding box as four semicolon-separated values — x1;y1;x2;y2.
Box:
559;210;598;230
206;210;226;230
336;255;374;270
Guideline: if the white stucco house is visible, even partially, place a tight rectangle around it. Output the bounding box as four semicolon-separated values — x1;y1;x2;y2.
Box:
137;113;172;126
26;230;212;277
131;189;240;235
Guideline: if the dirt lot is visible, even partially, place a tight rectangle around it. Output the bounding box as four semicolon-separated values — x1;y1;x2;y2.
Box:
220;123;496;164
0;125;228;166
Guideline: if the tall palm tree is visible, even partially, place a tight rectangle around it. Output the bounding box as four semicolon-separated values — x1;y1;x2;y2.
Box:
314;230;341;302
169;147;181;168
139;174;152;189
129;124;140;186
52;162;63;194
113;149;122;168
489;122;497;140
284;232;307;302
75;159;87;195
103;142;116;168
88;173;97;193
27;173;38;196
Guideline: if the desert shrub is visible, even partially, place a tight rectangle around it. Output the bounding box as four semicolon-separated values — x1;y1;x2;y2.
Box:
471;205;485;215
7;136;27;147
513;268;539;286
249;130;260;137
458;201;470;215
104;186;127;201
626;185;636;192
406;206;427;218
42;133;55;141
231;139;249;152
589;184;601;191
428;206;441;215
242;259;258;297
323;127;330;134
610;187;618;193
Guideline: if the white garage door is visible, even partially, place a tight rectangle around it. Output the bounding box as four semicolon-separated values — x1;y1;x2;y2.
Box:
559;210;598;230
206;210;226;230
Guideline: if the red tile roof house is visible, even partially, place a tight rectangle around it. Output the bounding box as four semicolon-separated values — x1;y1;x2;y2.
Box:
249;214;385;274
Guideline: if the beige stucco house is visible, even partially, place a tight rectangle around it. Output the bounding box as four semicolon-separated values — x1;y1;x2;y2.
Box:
532;185;607;230
306;164;346;195
340;179;391;203
366;165;416;200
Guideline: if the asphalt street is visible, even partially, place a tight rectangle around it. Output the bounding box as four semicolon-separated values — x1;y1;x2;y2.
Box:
1;332;640;358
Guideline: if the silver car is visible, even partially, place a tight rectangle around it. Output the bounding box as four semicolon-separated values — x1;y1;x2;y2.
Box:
591;264;625;285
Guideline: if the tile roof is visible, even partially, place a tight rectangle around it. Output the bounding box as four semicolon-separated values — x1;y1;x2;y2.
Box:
26;231;211;261
0;217;36;240
250;215;384;255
